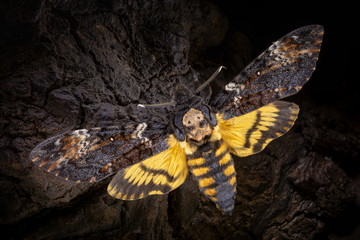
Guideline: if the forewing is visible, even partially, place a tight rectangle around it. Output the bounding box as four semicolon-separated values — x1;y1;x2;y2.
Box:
212;25;323;119
30;123;169;183
107;134;188;200
217;101;299;157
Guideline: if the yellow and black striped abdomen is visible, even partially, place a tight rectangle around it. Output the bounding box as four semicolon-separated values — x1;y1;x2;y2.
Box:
186;139;236;215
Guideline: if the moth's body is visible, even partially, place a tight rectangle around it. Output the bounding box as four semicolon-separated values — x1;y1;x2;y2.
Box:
183;108;236;214
30;25;324;215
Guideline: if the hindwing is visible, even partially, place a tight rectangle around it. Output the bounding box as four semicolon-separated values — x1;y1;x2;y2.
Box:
30;123;169;183
107;134;188;200
217;101;299;157
212;25;323;119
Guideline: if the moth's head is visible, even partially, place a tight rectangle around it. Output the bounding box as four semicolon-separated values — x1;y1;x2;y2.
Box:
171;84;217;142
182;108;212;144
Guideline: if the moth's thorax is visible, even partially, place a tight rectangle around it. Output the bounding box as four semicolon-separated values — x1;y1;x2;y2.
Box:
182;108;212;144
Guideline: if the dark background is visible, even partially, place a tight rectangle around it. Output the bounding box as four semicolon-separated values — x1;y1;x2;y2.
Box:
1;0;359;239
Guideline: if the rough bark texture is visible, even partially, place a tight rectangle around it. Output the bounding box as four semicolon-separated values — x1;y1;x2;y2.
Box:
1;1;359;239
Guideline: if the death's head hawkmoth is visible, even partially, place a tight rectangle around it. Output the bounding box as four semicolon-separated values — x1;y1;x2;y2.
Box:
30;25;323;215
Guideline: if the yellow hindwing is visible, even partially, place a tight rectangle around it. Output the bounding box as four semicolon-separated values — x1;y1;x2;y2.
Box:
217;101;299;157
107;134;188;200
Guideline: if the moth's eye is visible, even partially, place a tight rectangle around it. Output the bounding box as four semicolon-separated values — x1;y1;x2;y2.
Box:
199;120;206;128
187;120;191;125
197;116;201;120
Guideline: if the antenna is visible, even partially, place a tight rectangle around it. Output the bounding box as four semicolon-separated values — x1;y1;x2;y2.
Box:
138;101;176;108
194;66;226;94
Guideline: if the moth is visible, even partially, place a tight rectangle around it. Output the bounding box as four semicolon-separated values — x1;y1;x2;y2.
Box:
31;25;323;215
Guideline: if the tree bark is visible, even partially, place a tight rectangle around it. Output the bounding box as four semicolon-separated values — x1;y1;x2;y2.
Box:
0;1;358;239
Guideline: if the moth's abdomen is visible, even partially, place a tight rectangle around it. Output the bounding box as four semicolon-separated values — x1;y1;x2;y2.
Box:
187;139;236;215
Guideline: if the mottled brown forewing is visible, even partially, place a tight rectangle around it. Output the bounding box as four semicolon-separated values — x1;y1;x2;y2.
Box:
212;25;324;119
30;123;168;182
